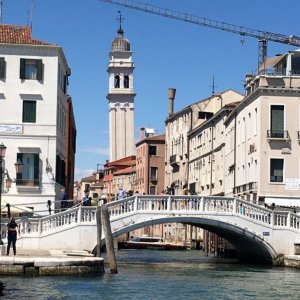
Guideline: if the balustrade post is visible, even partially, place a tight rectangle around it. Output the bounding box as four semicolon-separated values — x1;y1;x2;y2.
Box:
78;206;82;223
270;212;274;226
38;219;42;235
200;197;205;212
233;198;237;214
287;212;291;228
167;196;172;211
134;196;138;212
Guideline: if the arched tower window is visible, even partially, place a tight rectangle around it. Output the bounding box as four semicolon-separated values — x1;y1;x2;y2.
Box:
124;75;129;88
114;75;120;88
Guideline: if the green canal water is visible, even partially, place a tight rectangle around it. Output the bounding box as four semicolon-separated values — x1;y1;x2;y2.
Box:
0;250;299;299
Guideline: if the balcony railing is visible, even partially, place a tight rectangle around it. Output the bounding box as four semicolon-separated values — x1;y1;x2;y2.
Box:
267;130;289;141
233;182;257;195
16;179;39;187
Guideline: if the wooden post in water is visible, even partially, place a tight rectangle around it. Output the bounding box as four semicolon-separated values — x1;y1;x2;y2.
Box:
96;206;102;257
101;204;118;274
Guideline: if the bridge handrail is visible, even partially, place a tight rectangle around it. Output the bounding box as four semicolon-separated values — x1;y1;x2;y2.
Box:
15;195;300;238
17;206;97;237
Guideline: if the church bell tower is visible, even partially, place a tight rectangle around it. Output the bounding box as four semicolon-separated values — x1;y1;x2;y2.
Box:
107;16;136;161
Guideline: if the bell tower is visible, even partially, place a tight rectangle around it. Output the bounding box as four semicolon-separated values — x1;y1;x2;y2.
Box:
107;14;135;161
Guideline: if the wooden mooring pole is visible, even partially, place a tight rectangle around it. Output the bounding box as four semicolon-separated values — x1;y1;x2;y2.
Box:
96;206;102;257
101;204;118;274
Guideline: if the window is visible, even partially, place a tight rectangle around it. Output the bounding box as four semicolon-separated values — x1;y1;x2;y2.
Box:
150;167;157;181
270;105;284;137
149;186;156;195
23;101;36;123
114;75;120;88
0;57;6;79
199;111;213;120
124;75;129;88
149;146;157;156
16;153;39;186
20;59;43;80
270;159;284;183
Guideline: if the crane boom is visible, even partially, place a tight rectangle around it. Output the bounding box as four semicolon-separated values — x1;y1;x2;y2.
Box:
99;0;300;67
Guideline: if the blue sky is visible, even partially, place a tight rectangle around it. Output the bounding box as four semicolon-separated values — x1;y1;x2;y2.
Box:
4;0;300;180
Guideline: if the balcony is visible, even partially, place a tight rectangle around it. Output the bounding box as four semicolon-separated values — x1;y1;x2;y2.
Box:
233;182;257;195
267;130;289;142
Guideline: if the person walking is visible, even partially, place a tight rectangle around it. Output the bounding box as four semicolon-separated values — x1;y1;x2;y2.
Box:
6;217;18;256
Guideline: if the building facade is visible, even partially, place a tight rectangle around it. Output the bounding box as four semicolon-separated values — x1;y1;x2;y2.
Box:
224;51;300;209
107;25;135;161
165;88;243;195
0;25;74;215
135;128;165;194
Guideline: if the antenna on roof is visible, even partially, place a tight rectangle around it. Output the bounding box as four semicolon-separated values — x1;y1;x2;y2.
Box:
210;76;218;96
27;0;34;28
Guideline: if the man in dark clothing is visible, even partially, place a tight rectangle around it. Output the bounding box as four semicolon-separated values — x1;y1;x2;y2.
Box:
60;189;67;210
6;217;18;256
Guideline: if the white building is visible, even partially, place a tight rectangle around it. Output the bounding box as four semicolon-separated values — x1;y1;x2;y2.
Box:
165;89;243;195
107;25;135;161
0;25;72;216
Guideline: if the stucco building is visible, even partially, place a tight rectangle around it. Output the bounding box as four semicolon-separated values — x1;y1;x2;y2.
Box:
0;24;74;215
165;88;244;195
224;50;300;208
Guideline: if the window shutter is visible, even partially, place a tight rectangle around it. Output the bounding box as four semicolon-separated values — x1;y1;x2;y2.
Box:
0;58;6;79
36;60;43;81
16;153;23;180
20;59;25;79
33;154;39;181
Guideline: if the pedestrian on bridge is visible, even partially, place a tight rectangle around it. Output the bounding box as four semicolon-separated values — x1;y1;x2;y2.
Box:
6;217;18;256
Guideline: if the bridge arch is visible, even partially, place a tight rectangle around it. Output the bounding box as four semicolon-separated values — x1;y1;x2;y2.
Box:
98;216;277;264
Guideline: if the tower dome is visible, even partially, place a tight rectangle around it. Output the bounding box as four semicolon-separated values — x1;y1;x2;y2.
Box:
111;26;131;52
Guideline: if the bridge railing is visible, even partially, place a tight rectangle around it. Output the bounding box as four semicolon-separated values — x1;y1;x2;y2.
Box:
17;206;96;237
15;195;300;238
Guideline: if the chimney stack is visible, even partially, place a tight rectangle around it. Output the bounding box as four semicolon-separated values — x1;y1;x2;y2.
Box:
140;127;145;140
168;88;176;117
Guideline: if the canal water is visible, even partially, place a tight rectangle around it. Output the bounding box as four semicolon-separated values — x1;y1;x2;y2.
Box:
0;250;299;299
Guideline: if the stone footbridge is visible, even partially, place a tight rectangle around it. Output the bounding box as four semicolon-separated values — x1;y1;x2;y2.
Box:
14;195;300;264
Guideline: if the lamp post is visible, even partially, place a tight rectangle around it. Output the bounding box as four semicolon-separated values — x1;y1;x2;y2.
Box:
0;143;23;245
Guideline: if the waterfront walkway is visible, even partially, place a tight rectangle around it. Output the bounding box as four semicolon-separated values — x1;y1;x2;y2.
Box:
0;248;104;276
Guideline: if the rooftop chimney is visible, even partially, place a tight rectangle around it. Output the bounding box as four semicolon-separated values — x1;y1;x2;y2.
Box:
140;127;145;140
168;88;176;117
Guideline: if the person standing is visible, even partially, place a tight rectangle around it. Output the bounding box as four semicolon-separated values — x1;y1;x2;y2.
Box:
60;188;67;210
6;217;18;256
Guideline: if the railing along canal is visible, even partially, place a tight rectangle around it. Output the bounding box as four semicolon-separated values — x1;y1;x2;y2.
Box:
15;195;300;237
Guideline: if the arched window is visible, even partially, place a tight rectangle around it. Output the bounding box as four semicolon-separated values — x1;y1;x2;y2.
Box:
124;75;129;88
114;75;120;88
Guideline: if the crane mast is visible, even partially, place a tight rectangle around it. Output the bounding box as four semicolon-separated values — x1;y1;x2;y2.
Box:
99;0;300;68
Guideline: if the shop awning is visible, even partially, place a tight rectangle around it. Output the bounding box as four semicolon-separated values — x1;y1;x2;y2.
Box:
264;197;300;207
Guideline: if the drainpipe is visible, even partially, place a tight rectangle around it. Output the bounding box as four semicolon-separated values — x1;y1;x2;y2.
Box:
209;122;214;196
234;113;237;193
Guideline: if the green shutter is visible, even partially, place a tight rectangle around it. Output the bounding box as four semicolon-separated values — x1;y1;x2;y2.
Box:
23;101;36;123
20;59;25;79
36;60;43;80
33;154;39;181
0;58;6;79
16;153;23;180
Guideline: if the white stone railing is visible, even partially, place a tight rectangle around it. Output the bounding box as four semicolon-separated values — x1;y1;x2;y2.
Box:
15;196;300;238
17;206;96;237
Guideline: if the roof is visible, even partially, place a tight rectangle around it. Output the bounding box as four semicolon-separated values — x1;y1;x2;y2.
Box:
106;155;136;168
136;134;166;146
81;174;96;183
0;24;54;45
114;165;135;175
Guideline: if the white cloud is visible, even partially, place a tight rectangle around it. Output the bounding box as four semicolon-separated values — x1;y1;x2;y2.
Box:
74;168;95;181
79;146;109;155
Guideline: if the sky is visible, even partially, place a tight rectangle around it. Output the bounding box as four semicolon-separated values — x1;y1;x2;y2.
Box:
3;0;300;180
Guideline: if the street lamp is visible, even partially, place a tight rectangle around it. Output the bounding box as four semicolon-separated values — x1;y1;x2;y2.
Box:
0;143;23;245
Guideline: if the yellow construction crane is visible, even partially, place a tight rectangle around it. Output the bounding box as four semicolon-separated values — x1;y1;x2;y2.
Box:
98;0;300;70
